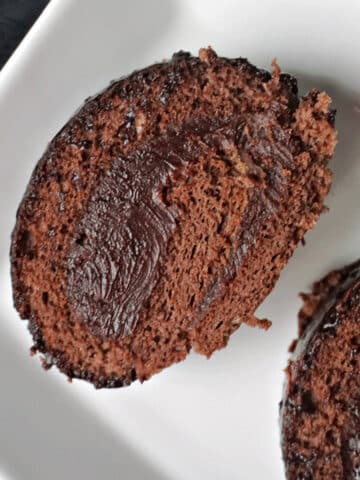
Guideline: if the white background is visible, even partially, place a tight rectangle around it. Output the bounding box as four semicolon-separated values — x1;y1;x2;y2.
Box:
0;1;359;479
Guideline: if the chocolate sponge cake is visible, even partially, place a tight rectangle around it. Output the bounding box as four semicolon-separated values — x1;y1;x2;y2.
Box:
11;48;336;387
280;261;360;479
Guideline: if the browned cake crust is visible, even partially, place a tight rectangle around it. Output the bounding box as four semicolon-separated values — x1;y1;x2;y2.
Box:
11;48;336;388
280;261;360;479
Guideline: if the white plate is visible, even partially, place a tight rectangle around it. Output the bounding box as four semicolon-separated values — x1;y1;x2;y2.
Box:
0;1;359;479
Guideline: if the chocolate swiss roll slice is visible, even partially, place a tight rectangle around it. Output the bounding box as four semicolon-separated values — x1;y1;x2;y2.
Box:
11;48;336;387
281;261;360;479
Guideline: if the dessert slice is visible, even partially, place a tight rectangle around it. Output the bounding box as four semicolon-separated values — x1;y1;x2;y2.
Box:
11;48;336;387
281;261;360;479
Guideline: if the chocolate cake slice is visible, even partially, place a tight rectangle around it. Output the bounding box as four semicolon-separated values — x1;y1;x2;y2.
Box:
11;48;336;387
280;261;360;479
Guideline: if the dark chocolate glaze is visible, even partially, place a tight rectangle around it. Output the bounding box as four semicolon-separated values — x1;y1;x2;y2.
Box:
67;130;189;339
67;112;295;340
280;261;360;479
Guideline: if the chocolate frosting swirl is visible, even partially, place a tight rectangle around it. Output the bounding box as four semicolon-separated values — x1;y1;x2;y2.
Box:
67;113;294;340
67;132;188;338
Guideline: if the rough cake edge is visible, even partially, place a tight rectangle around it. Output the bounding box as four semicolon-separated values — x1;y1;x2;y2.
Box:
296;259;360;342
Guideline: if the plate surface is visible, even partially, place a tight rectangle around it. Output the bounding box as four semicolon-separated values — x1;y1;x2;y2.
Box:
0;1;359;479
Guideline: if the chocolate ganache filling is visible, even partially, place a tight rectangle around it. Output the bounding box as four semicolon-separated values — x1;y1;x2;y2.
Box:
67;112;295;340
